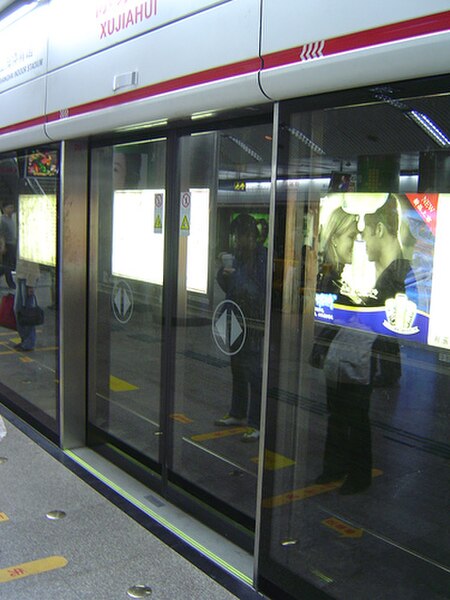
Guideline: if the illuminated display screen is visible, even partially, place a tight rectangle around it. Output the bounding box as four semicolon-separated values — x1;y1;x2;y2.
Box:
428;194;450;349
186;188;210;294
112;190;165;285
18;194;57;266
314;192;449;349
112;188;210;293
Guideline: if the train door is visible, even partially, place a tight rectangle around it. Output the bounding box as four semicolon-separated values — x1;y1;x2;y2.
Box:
87;118;273;542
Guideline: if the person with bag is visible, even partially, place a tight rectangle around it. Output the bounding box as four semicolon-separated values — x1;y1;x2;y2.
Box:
14;258;42;352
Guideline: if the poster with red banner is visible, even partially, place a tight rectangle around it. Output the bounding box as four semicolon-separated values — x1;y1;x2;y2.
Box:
313;192;447;347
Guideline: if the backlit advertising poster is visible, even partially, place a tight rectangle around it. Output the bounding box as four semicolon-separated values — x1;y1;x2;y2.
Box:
18;194;57;267
314;192;443;347
428;194;450;350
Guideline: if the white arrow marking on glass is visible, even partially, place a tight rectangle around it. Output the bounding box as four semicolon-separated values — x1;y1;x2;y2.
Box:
114;288;131;317
121;289;131;316
216;310;228;344
114;289;122;314
230;310;243;346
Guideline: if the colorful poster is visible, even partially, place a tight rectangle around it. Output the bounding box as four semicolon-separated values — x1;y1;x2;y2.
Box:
428;194;450;349
314;192;440;346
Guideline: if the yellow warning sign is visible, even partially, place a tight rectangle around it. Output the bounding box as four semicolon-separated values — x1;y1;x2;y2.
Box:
180;215;190;231
0;513;9;522
191;427;246;442
322;517;363;538
109;375;138;392
0;556;68;583
154;214;162;230
251;450;295;471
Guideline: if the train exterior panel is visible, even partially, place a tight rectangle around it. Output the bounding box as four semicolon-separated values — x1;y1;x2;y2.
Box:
260;1;450;99
0;2;449;600
45;0;264;140
0;1;449;148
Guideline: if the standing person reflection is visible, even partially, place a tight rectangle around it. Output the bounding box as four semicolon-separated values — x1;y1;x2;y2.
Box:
0;202;17;290
215;214;267;442
314;207;375;494
14;259;40;352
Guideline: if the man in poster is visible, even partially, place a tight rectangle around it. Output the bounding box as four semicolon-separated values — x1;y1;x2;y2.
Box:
363;194;418;385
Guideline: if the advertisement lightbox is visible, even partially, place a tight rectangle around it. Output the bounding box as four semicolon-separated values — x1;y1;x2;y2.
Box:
314;192;448;348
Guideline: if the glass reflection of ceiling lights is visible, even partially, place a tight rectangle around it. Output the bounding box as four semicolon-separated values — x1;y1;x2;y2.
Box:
406;111;450;147
224;135;263;162
373;89;450;148
283;125;326;155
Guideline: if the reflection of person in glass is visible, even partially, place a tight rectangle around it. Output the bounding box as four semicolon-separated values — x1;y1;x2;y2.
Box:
14;259;40;352
315;207;375;494
0;202;17;290
215;214;267;442
363;195;417;385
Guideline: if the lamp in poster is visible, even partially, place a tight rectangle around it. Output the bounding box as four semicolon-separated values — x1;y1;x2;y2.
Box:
314;192;448;349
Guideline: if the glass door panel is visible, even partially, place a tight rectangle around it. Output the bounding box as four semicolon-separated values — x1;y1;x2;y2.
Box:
171;124;272;523
89;140;166;462
0;147;59;434
259;87;450;599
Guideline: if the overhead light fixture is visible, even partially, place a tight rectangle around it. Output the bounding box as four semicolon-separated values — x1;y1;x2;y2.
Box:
283;125;326;155
191;111;216;120
225;135;263;162
116;119;168;132
406;110;450;147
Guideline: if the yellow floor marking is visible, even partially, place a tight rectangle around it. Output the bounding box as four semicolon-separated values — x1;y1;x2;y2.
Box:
251;450;295;471
20;357;34;363
170;413;193;424
191;427;247;442
9;337;21;344
263;469;383;508
109;375;138;392
0;346;58;356
0;512;9;522
322;517;363;538
0;556;68;583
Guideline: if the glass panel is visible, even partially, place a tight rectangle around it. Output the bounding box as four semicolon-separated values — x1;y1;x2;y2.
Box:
89;139;166;461
260;88;450;598
0;148;59;428
172;125;272;522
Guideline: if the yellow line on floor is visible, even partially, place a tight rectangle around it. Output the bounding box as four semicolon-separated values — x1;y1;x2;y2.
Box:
251;450;295;471
322;517;363;538
0;346;58;356
0;512;9;522
263;469;383;508
191;427;247;442
0;556;68;583
170;413;194;424
109;375;138;392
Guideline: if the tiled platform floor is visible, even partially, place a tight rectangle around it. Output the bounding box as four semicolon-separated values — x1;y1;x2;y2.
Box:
0;414;261;600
